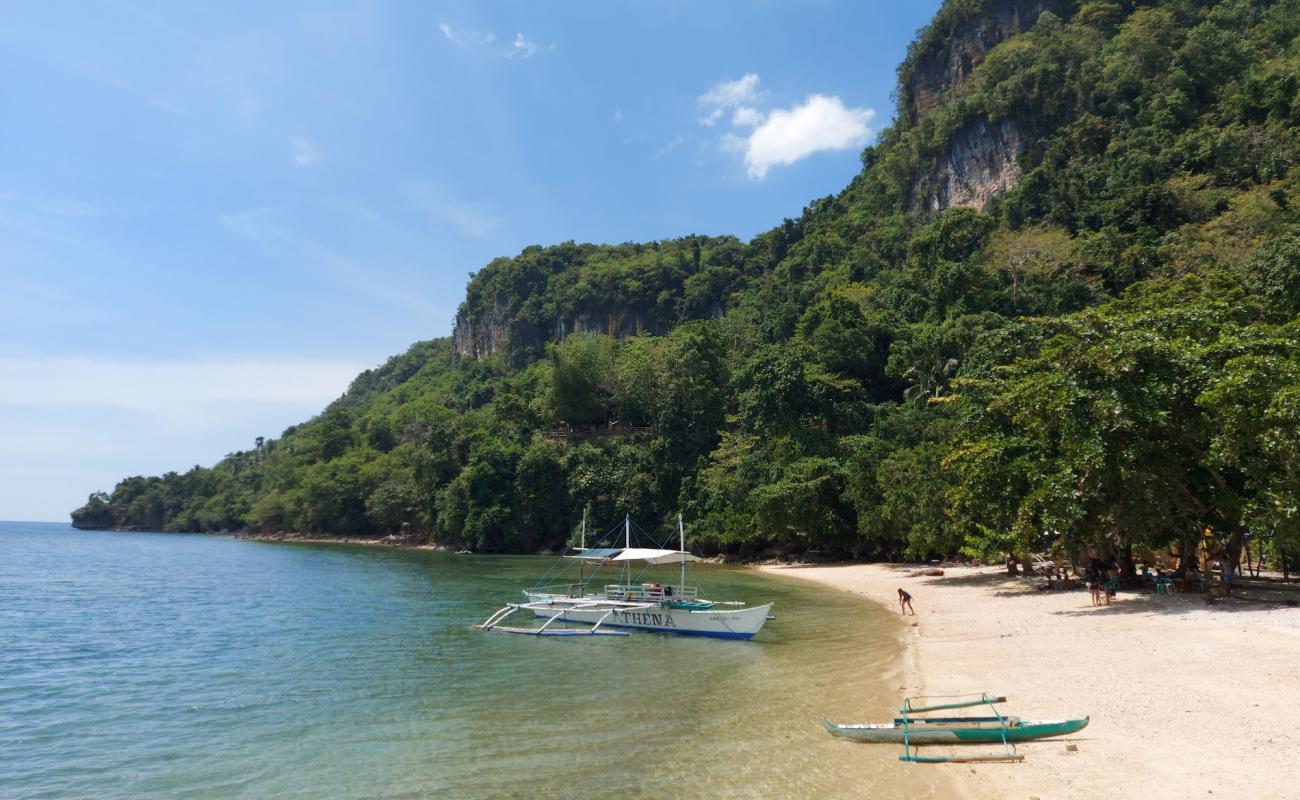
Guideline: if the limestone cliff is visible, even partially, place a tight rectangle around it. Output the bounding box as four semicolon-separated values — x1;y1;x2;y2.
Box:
452;304;507;360
452;305;665;360
915;117;1023;213
451;237;738;361
904;0;1063;125
452;302;721;360
453;1;1073;363
903;0;1066;213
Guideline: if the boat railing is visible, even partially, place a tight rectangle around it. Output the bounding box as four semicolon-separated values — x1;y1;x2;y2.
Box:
527;583;586;599
603;584;699;603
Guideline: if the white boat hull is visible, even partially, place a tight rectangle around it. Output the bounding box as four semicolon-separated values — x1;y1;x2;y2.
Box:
525;599;773;639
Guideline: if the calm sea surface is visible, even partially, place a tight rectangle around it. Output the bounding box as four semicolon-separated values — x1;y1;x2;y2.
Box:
0;522;947;799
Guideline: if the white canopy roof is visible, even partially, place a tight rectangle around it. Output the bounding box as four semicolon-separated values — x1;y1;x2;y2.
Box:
568;547;702;565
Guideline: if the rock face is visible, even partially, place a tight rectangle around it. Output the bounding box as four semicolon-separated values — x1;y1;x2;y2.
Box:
916;117;1023;213
452;305;507;360
906;0;1062;213
453;304;696;360
907;0;1060;125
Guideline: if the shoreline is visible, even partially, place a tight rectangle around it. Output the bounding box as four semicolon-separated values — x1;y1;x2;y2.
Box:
74;527;843;563
759;562;1300;800
230;531;452;550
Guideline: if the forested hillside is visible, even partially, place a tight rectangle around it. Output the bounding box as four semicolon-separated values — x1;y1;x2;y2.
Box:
75;0;1300;572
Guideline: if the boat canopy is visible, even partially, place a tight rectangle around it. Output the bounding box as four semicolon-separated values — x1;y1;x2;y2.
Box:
568;547;702;565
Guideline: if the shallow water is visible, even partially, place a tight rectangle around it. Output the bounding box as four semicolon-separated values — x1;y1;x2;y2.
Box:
0;522;947;799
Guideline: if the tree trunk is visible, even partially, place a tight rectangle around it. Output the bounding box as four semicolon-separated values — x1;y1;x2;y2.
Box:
1225;527;1244;574
1177;535;1198;573
1021;553;1035;576
1118;541;1136;581
1006;556;1019;576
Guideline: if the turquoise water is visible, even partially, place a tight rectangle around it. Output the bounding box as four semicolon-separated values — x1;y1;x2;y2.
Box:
1;522;943;799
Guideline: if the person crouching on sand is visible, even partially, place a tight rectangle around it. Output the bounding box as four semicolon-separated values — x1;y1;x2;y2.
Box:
898;588;914;615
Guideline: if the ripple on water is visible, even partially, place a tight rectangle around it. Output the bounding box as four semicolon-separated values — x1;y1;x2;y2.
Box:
1;523;940;799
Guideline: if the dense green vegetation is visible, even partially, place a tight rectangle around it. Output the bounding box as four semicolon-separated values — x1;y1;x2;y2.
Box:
75;0;1300;573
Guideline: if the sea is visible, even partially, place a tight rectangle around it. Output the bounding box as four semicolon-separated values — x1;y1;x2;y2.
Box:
0;521;948;799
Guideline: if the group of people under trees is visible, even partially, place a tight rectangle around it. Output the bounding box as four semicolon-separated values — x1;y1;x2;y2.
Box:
896;548;1249;618
1034;555;1226;607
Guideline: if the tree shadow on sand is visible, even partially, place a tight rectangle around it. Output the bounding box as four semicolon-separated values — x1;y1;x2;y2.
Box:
1050;588;1299;618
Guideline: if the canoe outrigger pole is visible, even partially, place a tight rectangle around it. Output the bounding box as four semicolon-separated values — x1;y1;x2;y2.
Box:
822;692;1088;764
899;693;1023;763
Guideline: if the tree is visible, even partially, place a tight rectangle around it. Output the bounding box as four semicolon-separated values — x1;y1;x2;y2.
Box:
797;294;891;388
547;334;616;426
1242;225;1300;320
514;441;571;550
748;457;854;552
1199;321;1300;566
366;480;422;534
70;492;116;529
948;274;1260;571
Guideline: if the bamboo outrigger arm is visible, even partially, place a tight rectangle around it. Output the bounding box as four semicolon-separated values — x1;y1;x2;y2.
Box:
473;600;655;636
902;694;1008;714
475;604;520;630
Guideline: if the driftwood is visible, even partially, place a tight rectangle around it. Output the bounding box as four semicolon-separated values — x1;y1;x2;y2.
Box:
909;568;945;577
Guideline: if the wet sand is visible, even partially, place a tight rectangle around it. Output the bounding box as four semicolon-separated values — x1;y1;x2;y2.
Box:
761;563;1300;800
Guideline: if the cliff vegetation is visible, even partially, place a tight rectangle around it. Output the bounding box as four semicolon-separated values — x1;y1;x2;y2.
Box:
75;0;1300;571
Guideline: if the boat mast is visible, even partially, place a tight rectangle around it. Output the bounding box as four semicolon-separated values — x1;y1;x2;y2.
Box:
678;514;686;591
623;514;631;588
577;509;586;597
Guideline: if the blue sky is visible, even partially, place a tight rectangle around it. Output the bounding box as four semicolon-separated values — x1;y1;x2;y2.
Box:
0;0;943;522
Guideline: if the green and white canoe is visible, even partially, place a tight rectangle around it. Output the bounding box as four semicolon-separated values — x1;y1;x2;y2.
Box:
821;715;1088;745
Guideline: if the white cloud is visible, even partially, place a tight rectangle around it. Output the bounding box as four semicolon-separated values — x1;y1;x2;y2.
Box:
438;22;461;44
290;136;318;166
690;73;876;178
507;33;539;59
731;106;764;128
718;132;746;153
700;74;761;110
439;22;549;59
698;73;761;126
741;94;874;179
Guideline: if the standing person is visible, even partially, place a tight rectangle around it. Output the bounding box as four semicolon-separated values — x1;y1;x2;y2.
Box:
1084;563;1100;606
897;588;914;615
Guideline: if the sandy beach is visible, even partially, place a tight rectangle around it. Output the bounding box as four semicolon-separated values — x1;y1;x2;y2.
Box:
762;563;1300;800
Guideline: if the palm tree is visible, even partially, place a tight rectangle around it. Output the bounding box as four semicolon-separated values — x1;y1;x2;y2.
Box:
903;357;959;408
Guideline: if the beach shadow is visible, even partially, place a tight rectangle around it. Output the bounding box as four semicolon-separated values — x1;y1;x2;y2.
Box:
919;573;1041;597
910;569;1016;587
1047;591;1291;617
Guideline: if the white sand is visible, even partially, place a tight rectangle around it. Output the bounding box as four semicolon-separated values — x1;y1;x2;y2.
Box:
761;563;1300;800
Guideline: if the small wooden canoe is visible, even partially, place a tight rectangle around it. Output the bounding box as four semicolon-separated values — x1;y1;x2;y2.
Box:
822;716;1088;744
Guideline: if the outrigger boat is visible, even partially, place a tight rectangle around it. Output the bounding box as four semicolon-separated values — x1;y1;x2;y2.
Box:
823;693;1088;763
472;515;773;639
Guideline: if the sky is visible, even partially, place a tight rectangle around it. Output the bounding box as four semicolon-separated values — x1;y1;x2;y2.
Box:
0;0;944;522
